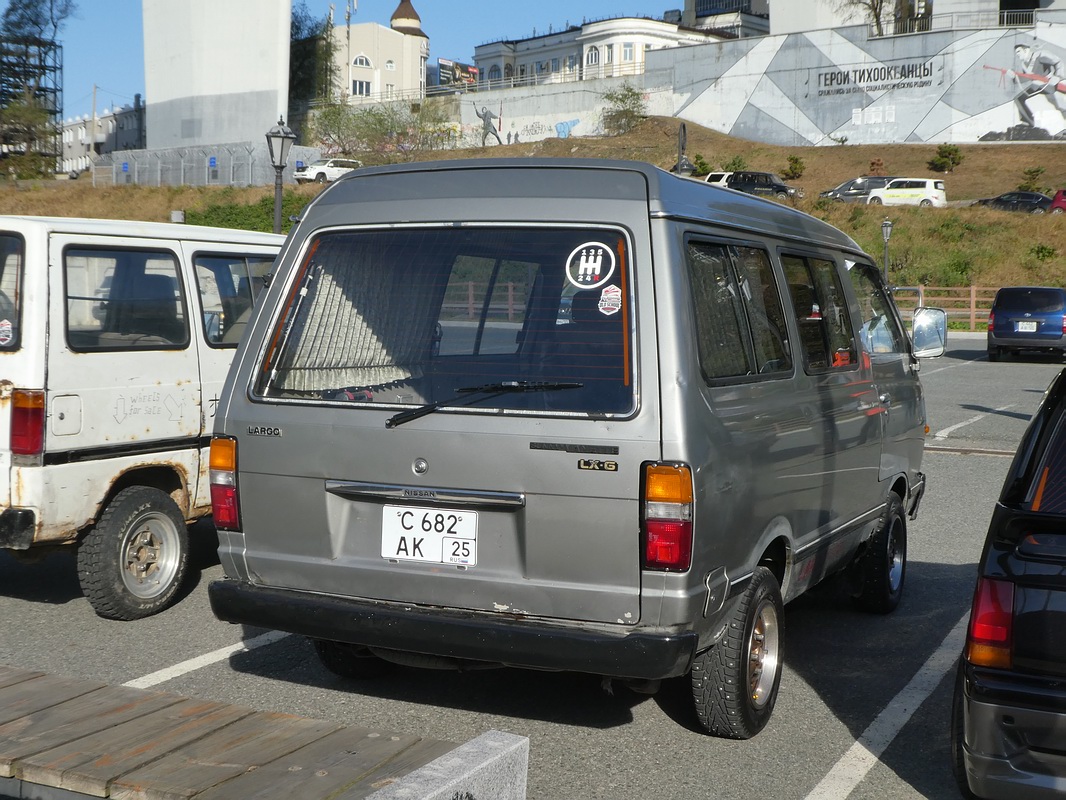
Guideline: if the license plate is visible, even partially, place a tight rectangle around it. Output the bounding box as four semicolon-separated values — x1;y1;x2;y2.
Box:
1016;321;1038;332
381;505;477;566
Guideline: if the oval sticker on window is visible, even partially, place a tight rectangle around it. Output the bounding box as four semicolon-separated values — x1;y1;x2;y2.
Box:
565;242;616;290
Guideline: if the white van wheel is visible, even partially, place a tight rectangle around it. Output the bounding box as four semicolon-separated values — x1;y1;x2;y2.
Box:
77;486;189;620
853;493;906;614
312;639;390;679
690;566;783;738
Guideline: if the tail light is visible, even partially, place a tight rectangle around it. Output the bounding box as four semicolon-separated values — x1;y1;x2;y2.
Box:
964;577;1013;669
987;311;994;332
11;390;45;456
641;463;693;571
210;437;241;531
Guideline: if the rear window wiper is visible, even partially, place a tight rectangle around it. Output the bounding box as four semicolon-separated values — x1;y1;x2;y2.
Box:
385;381;582;429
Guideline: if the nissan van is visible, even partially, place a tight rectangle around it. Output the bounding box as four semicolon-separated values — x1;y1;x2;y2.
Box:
207;159;946;738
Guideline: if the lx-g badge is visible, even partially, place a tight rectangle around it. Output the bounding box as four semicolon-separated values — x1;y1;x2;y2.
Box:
578;459;618;472
247;426;283;437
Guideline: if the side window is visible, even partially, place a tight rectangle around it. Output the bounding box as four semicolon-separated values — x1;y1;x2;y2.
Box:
0;234;23;350
848;262;906;356
194;254;275;346
65;247;187;351
687;240;791;381
782;253;857;372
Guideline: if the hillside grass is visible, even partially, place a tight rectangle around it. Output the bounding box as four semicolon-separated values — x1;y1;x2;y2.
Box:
3;116;1064;288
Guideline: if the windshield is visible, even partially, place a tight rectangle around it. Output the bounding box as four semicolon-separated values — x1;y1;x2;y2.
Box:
256;226;633;416
0;234;24;350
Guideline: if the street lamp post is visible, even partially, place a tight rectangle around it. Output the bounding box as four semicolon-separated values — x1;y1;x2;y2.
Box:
881;218;894;286
265;117;296;235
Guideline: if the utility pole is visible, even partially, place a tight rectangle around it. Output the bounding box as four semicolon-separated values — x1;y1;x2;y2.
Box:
90;84;97;159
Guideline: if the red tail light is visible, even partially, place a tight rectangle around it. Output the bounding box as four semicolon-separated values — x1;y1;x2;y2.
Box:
965;577;1013;669
987;311;994;332
642;464;693;571
11;390;45;456
210;437;241;531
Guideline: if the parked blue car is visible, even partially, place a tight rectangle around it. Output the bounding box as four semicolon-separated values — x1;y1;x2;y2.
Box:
987;287;1066;362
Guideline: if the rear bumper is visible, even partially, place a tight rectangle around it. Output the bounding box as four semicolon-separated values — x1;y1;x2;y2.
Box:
960;664;1066;799
0;508;36;549
988;332;1066;352
209;579;700;680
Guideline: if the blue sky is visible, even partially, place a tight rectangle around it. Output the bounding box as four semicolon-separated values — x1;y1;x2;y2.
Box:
6;0;671;120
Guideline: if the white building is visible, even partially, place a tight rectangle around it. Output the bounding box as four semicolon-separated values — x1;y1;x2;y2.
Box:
142;0;291;150
61;96;146;175
327;1;429;103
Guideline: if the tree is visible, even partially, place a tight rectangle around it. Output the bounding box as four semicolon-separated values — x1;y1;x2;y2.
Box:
289;2;338;105
310;99;455;164
1;0;77;41
600;83;647;136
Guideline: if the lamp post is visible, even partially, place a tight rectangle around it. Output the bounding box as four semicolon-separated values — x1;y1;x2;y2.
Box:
265;116;296;235
881;218;894;286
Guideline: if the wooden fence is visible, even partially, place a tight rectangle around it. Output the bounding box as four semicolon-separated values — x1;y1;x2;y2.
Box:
892;286;999;331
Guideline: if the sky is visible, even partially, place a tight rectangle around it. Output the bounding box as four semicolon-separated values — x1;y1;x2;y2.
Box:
4;0;674;121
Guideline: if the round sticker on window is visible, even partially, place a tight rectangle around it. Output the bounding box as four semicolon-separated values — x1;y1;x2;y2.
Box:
565;242;616;290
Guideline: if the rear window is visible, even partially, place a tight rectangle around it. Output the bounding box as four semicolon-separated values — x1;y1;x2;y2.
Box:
0;234;23;350
256;226;633;416
995;289;1065;314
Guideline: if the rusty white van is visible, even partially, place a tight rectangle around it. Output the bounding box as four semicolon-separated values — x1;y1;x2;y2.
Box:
208;159;946;737
0;217;283;619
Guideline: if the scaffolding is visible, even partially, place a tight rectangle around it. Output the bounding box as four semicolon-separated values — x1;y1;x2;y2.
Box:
0;34;62;162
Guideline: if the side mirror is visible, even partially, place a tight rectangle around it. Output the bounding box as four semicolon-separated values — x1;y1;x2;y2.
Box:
911;307;947;358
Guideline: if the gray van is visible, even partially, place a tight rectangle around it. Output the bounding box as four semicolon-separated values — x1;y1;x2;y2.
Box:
208;159;946;738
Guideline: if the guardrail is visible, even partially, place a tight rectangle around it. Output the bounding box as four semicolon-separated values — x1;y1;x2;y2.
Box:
872;10;1035;37
892;285;998;331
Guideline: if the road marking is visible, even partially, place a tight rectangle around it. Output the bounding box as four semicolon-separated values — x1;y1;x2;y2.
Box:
933;403;1016;440
804;613;968;800
122;630;290;689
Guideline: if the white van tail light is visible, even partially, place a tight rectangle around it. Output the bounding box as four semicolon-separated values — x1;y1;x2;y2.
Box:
210;437;241;531
11;390;45;456
642;463;693;571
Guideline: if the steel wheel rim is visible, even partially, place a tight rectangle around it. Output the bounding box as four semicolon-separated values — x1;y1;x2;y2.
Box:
120;511;181;599
748;598;780;710
887;517;905;594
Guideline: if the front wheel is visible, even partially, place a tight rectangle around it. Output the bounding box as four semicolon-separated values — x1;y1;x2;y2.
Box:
853;493;906;614
690;566;784;738
77;486;189;620
315;172;327;184
1052;207;1064;215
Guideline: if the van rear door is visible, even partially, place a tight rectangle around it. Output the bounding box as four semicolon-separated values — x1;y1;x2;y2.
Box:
229;224;659;626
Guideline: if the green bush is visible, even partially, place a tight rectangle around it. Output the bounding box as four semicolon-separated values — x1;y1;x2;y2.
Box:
721;155;748;171
928;144;963;173
1030;244;1058;262
186;190;309;234
691;153;712;177
1018;166;1050;194
782;154;805;180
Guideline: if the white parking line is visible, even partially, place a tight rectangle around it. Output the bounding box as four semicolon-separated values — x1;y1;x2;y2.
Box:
804;613;968;800
122;630;291;689
933;403;1016;440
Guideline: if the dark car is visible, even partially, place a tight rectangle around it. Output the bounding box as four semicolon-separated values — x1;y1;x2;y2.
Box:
1051;189;1066;215
951;366;1066;799
819;176;898;203
725;170;804;199
974;191;1052;214
987;286;1066;362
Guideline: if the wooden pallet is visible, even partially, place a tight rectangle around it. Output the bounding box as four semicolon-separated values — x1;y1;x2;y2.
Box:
0;664;458;799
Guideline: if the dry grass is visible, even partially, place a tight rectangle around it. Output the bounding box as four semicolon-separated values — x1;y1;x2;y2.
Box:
2;116;1063;287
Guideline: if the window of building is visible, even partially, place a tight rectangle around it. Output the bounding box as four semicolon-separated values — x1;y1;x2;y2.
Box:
551;57;559;72
623;42;634;62
489;64;501;81
586;46;599;66
566;54;577;72
385;60;395;71
504;64;514;78
353;54;372;68
352;80;371;96
605;44;614;63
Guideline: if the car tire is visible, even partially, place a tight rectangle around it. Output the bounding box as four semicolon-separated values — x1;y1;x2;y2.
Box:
775;191;788;200
869;197;883;205
1052;207;1064;215
852;493;906;614
920;199;933;207
950;663;979;799
1031;207;1046;214
312;639;391;679
690;566;783;739
77;486;189;620
315;173;327;184
987;348;1000;362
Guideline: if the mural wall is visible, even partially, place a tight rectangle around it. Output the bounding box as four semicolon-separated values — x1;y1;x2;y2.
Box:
461;11;1066;148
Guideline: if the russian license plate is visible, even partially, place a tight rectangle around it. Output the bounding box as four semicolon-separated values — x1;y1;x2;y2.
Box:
1016;321;1038;332
381;505;478;566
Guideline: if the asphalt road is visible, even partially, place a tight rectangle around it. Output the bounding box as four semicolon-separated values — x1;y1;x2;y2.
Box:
2;331;1062;800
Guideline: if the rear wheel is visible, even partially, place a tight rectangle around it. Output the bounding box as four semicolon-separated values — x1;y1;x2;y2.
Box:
690;566;783;738
77;486;189;620
1031;207;1046;214
950;663;978;799
869;197;883;205
312;639;390;679
920;199;933;207
853;493;906;614
987;348;1000;362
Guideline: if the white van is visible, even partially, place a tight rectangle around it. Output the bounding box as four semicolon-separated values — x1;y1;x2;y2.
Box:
866;178;947;207
0;217;283;619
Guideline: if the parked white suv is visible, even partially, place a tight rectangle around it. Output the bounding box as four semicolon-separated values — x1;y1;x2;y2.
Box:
294;158;362;184
0;217;283;619
867;178;947;207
